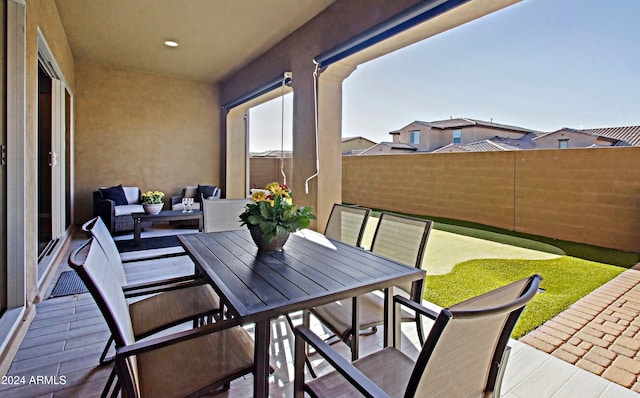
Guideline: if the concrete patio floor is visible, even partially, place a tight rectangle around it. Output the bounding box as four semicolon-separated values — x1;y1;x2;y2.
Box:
1;226;638;397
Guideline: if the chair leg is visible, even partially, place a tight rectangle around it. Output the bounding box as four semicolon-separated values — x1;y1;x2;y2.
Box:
285;314;317;378
101;366;118;398
99;335;115;365
110;379;121;398
416;316;425;346
493;345;511;398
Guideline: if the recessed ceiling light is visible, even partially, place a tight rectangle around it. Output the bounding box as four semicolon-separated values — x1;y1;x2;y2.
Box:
164;40;179;48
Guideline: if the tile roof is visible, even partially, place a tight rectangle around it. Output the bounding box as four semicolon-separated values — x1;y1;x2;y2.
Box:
357;142;416;155
490;133;538;149
342;136;376;144
581;126;640;146
432;133;538;153
415;117;538;134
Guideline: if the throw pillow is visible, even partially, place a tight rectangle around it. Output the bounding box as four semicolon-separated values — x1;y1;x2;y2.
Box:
195;185;217;203
99;185;128;206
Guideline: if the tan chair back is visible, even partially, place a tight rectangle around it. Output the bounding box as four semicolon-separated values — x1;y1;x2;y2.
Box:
409;275;541;398
82;217;127;285
324;204;370;247
370;212;432;297
68;238;141;395
68;239;135;347
202;198;251;233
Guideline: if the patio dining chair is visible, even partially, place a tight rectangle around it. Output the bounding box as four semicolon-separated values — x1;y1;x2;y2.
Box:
285;203;371;377
323;203;371;248
202;198;251;233
69;238;254;398
83;217;221;365
294;274;542;398
310;212;433;359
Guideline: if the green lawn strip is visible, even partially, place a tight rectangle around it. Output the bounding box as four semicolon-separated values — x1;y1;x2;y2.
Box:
423;257;626;339
365;210;639;268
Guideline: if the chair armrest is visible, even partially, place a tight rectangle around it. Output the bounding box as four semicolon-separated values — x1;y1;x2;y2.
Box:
294;325;391;398
121;251;187;264
393;295;439;320
122;276;206;298
171;195;182;205
115;317;238;359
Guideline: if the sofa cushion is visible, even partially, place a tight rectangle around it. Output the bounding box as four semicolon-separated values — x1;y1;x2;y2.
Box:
195;185;217;203
122;187;140;204
184;185;198;198
114;204;145;216
100;185;128;206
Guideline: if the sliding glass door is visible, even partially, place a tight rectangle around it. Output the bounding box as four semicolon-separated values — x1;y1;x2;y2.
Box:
36;46;72;282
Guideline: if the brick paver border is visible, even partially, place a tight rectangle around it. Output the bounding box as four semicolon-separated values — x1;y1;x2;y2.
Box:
520;265;640;393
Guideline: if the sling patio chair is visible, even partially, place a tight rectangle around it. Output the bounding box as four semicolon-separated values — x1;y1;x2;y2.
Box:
82;217;221;365
323;203;371;248
69;238;254;398
285;203;371;377
294;274;542;398
310;212;433;360
202;198;251;233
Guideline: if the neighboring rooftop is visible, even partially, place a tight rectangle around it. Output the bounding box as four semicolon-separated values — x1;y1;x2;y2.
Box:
414;117;540;134
582;126;640;146
357;141;418;155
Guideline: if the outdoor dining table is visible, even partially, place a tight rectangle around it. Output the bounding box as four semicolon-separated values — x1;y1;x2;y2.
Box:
178;229;426;398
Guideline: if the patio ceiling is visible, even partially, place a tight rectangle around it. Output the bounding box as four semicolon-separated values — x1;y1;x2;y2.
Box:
53;0;335;83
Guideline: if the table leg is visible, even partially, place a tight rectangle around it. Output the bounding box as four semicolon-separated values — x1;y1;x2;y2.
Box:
351;295;360;361
254;319;270;398
133;217;142;245
383;287;393;348
198;214;203;232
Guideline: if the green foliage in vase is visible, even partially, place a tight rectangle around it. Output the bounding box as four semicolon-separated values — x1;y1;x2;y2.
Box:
239;182;316;243
140;190;164;204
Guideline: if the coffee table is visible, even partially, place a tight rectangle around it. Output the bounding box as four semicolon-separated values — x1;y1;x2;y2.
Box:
131;210;203;245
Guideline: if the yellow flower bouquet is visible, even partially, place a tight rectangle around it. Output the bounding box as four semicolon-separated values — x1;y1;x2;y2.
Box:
239;182;316;245
140;190;165;204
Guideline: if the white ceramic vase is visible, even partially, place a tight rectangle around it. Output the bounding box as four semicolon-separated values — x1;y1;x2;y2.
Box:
143;203;163;215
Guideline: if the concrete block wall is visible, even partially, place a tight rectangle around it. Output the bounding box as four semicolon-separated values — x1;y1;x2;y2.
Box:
249;158;293;190
342;147;640;253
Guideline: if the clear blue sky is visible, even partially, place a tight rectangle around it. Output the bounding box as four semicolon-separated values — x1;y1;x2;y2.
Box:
251;0;639;151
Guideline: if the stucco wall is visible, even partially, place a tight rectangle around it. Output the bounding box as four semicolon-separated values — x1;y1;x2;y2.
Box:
343;147;640;252
249;157;293;190
534;130;599;149
74;63;220;223
342;138;375;153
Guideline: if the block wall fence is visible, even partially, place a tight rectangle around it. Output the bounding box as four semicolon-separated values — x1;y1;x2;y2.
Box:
251;148;640;252
342;147;640;253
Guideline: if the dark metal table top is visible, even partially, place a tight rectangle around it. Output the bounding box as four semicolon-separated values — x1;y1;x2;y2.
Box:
178;229;425;324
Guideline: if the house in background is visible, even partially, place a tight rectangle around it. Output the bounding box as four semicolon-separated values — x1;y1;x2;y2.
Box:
359;117;539;155
360;118;640;154
533;126;640;149
341;136;376;155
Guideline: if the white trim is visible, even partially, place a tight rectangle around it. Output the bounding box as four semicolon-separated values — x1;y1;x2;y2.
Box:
51;79;65;237
6;0;27;310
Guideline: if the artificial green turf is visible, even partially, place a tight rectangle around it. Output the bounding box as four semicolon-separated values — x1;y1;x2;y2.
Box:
366;209;640;268
423;257;625;339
